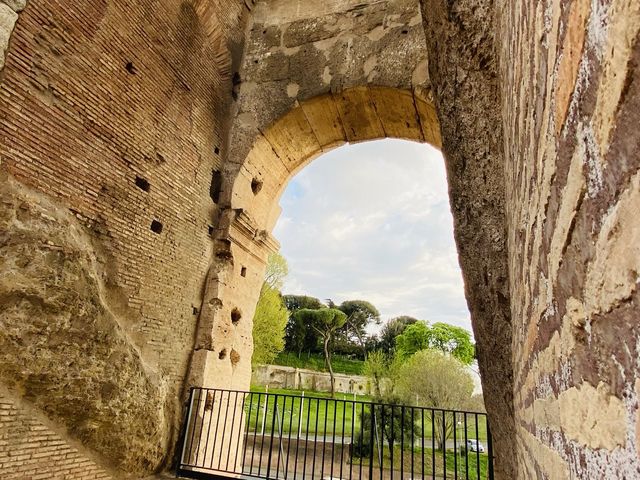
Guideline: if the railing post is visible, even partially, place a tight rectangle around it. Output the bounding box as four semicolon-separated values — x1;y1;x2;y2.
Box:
487;419;494;480
266;394;278;479
176;387;195;475
368;405;375;480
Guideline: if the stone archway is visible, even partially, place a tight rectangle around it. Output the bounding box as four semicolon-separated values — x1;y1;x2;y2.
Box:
189;84;514;477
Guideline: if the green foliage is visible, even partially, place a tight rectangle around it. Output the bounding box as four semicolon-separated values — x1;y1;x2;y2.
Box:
294;308;348;396
283;295;324;354
377;316;418;354
362;350;389;397
252;283;289;365
336;300;380;355
273;352;364;375
251;253;289;365
393;350;475;449
264;252;288;289
395;322;431;360
395;321;475;365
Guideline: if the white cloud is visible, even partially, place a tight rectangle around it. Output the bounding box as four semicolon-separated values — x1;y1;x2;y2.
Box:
273;139;473;336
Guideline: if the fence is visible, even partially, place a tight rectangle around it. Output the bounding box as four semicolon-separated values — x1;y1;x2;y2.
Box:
176;388;494;480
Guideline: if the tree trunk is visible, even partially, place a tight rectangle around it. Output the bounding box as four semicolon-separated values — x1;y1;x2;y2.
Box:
324;336;335;397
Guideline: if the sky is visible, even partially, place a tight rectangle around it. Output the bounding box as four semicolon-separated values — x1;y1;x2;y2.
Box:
273;139;472;336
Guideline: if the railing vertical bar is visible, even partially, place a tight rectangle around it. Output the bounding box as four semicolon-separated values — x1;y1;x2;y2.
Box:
453;411;458;480
240;392;252;475
331;398;337;480
275;395;285;480
266;394;279;480
411;407;415;480
226;391;240;471
380;405;385;480
349;400;355;480
421;408;425;480
202;390;216;469
431;410;435;480
368;404;375;480
210;390;224;470
358;402;364;480
390;406;394;480
400;406;405;480
302;395;312;480
293;394;303;480
443;410;447;480
250;393;261;475
257;393;266;477
187;388;202;466
217;390;232;469
487;417;494;480
180;388;196;467
474;415;480;480
463;412;468;480
321;398;328;480
312;398;320;480
285;395;295;479
340;397;346;480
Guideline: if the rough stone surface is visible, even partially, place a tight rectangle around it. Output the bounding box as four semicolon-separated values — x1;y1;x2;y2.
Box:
0;0;638;478
0;171;169;473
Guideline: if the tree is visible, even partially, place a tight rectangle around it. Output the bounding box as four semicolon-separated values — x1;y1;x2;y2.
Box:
292;308;347;397
282;295;324;355
427;322;475;365
395;321;475;365
393;350;475;449
362;350;388;397
251;284;289;365
335;300;380;357
264;252;288;289
377;316;418;354
395;321;431;360
251;253;289;365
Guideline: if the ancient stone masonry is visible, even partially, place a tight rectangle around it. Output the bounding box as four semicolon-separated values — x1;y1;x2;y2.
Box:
0;0;639;478
0;0;251;476
497;0;640;477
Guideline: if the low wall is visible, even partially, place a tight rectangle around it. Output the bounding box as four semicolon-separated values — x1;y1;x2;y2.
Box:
252;365;370;395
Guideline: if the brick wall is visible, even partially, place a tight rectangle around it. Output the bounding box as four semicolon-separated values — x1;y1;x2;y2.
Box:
0;0;249;476
0;391;112;479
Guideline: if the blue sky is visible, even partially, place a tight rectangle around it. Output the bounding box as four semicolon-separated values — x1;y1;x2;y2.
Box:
273;139;472;335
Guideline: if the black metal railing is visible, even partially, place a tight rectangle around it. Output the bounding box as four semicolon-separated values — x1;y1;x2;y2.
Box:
176;388;494;480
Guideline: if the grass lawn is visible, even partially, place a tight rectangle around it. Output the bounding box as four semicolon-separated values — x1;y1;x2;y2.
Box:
246;387;487;442
248;387;370;435
355;444;489;480
273;352;365;375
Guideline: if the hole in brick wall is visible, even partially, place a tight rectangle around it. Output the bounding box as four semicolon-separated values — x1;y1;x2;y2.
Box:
192;306;199;315
210;170;223;203
231;308;242;325
135;176;150;192
230;349;240;366
150;220;163;234
240;266;247;277
401;29;408;34
251;178;263;195
219;348;227;360
125;61;136;74
208;225;214;236
156;152;166;164
214;146;220;155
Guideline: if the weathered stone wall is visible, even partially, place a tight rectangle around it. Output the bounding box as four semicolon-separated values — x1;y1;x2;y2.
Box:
0;0;249;476
190;0;436;406
418;0;515;476
498;0;640;477
252;364;371;395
